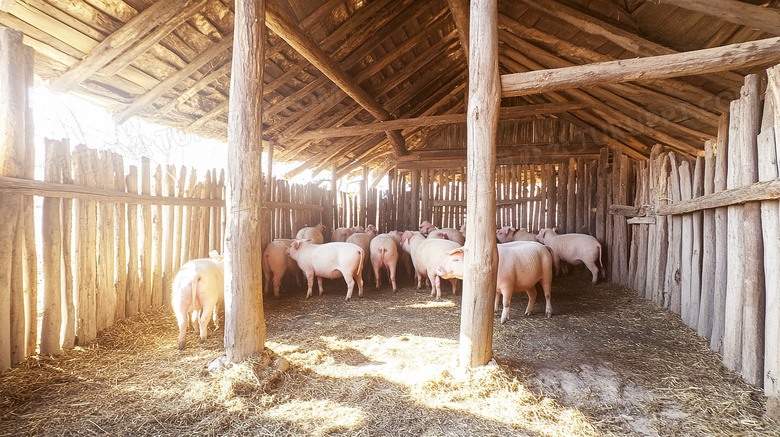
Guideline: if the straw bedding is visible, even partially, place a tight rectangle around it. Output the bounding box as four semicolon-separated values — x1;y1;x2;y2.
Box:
0;272;777;436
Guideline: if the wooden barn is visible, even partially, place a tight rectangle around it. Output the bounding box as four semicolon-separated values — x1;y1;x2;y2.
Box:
1;0;780;434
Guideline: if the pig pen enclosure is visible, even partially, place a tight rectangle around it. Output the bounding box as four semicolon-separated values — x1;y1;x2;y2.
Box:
3;0;780;435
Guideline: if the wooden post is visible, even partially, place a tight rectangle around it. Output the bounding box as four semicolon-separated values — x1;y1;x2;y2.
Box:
557;161;567;232
689;156;704;330
410;169;419;229
173;167;187;274
0;27;26;371
61;143;75;349
666;154;682;313
163;164;175;307
595;148;608;243
710;113;730;354
679;161;693;325
422;170;430;226
113;154;126;323
263;142;274;249
611;150;623;283
576;157;586;232
643;145;662;300
74;146;98;345
126;166;140;317
739;74;764;386
332;164;339;230
759;96;779;397
152;165;164;308
723;98;744;369
225;0;266;363
460;0;498;368
180;170;197;266
40;140;63;356
698;141;717;339
98;151;115;331
140;157;152;312
760;74;780;398
566;159;576;234
22;45;36;358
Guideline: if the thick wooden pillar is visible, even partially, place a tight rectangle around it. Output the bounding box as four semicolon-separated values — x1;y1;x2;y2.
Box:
0;28;26;371
224;0;266;363
459;0;499;368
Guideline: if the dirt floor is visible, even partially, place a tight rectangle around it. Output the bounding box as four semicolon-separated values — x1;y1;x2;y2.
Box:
1;270;778;436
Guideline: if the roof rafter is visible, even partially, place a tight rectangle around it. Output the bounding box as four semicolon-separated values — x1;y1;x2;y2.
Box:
651;0;780;36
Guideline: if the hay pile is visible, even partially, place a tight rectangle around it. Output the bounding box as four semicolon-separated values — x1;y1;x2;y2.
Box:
0;275;778;436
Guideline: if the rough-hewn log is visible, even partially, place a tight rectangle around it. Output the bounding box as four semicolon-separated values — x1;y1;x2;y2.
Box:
0;175;224;206
112;153;126;324
265;0;407;156
49;0;204;93
21;44;35;358
447;0;469;59
0;27;25;372
460;0;498;369
224;0;266;363
60;143;75;349
656;178;780;215
651;0;780;36
292;102;586;141
501;37;780;98
114;34;234;124
697;141;717;340
40;139;62;356
125;166;139;318
74;145;98;345
710;114;730;354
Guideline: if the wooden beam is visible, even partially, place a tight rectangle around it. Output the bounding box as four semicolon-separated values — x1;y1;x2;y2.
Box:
158;60;232;114
102;0;212;76
265;0;407;156
224;0;266;363
502;37;780;97
657;177;780;216
651;0;780;36
114;34;234;124
292;101;586;140
49;0;203;93
519;0;744;86
460;0;499;368
447;0;470;59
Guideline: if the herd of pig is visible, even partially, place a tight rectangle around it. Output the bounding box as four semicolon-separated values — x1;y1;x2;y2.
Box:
170;221;604;349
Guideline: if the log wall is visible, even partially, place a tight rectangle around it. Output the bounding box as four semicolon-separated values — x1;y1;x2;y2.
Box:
618;67;780;399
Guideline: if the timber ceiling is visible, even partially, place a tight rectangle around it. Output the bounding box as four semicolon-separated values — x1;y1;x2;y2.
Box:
1;0;779;178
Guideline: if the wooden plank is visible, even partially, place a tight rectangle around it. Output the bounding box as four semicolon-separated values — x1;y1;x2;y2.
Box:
74;145;98;345
595;149;608;242
265;0;406;156
125;165;139;318
711;114;730;354
0;27;25;371
689;156;705;330
59;143;75;349
152;165;163;308
653;152;670;306
0;175;225;206
618;154;631;286
224;0;266;362
460;0;498;368
651;0;780;35
665;153;682;312
739;74;764;386
697;141;717;339
180;170;197;266
566;158;576;233
643;145;662;299
759;94;780;396
501;37;780;97
611;151;623;283
162;164;175;308
49;0;205;93
140;158;152;312
172;167;186;275
40;139;63;356
112;153;126;324
679;161;693;326
723;98;744;371
97;150;114;332
188;182;203;261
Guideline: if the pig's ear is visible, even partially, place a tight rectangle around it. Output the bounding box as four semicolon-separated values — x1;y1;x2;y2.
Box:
292;240;301;249
553;226;558;233
304;238;312;243
209;250;220;259
540;229;547;238
442;234;450;240
444;247;464;256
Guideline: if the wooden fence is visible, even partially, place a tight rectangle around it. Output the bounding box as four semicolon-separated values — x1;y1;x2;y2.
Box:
0;139;226;368
617;69;780;399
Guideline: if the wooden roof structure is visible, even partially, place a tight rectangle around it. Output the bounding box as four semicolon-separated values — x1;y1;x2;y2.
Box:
2;0;780;178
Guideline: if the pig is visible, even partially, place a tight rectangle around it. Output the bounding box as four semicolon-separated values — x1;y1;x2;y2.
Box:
295;226;325;244
436;241;553;323
427;228;465;245
410;237;461;298
262;239;300;298
286;239;364;301
379;231;413;276
459;224;466;239
496;226;537;243
172;257;224;349
331;227;354;242
351;225;366;233
347;232;374;282
401;230;428;288
419;220;437;237
536;228;604;284
369;235;399;292
365;224;379;237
